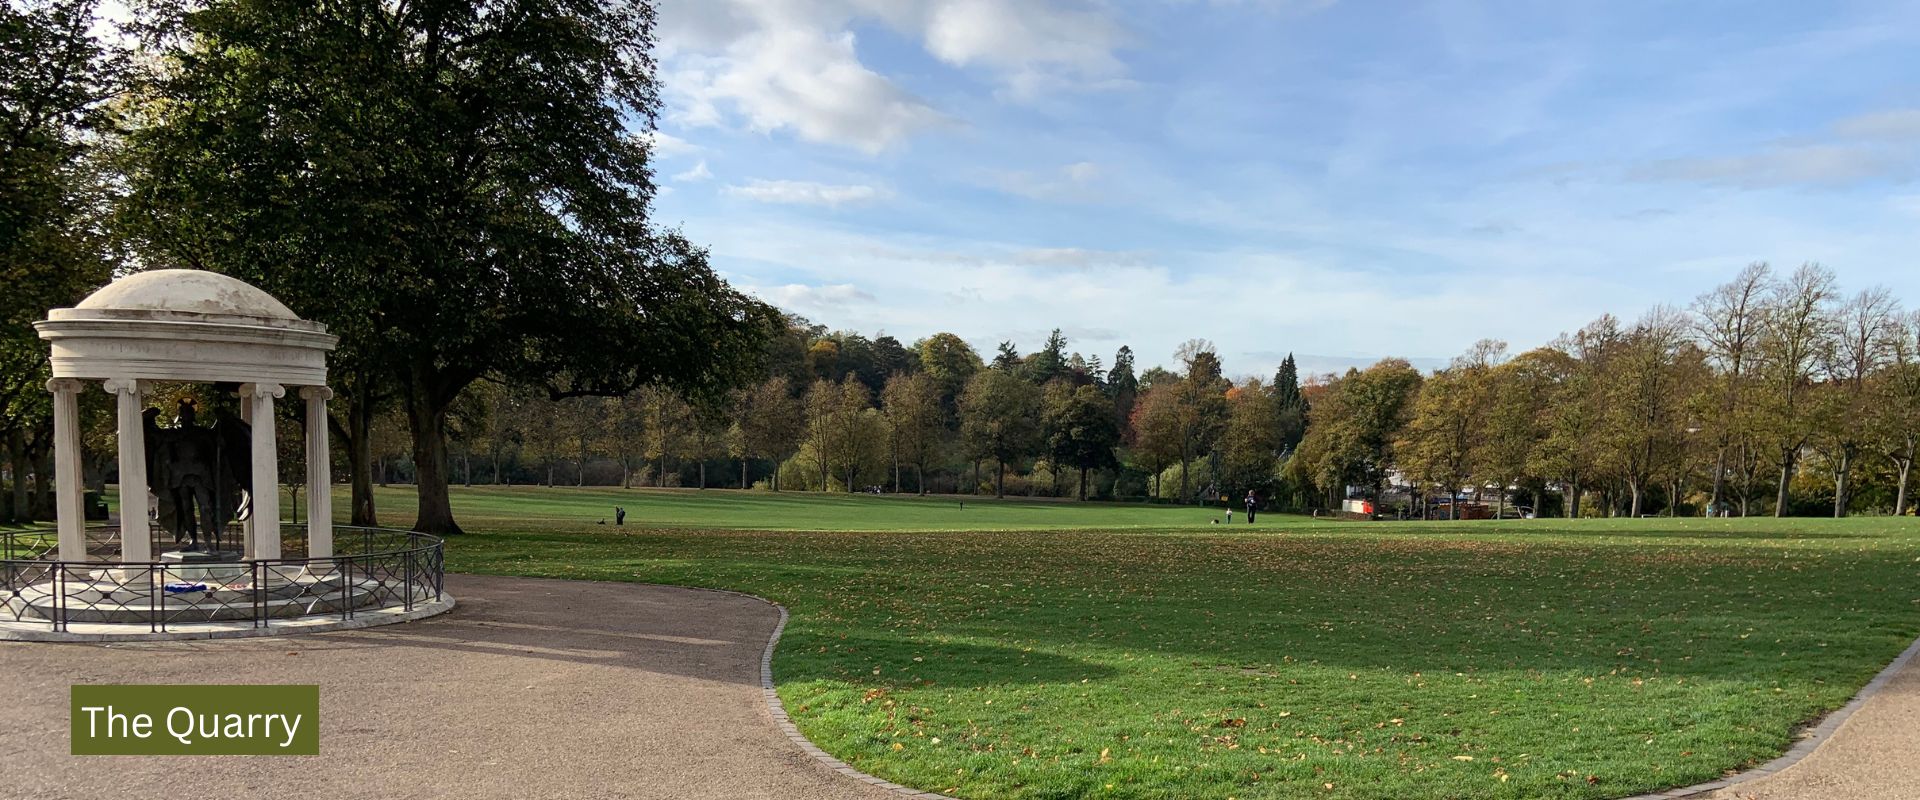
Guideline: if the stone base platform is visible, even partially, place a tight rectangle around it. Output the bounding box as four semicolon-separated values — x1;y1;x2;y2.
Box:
0;592;453;642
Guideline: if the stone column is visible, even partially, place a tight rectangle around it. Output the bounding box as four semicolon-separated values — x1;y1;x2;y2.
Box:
239;392;254;556
242;383;285;560
301;387;333;558
102;379;150;563
46;378;87;562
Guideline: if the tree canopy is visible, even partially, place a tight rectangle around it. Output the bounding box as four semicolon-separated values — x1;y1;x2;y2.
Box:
114;0;775;532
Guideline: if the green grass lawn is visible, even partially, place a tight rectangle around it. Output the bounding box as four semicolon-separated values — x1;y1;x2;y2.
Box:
332;486;1920;800
355;484;1225;531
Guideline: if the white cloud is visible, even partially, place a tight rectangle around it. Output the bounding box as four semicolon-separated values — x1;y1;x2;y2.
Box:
641;130;702;159
1831;108;1920;141
1010;247;1147;269
681;218;1638;372
747;282;878;310
725;179;894;206
1624;106;1920;189
672;160;713;182
1630;144;1913;188
916;0;1128;98
667;26;950;153
985;161;1105;200
654;0;1133;150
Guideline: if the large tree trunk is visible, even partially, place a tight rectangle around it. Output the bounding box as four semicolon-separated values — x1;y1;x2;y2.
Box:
995;458;1005;498
741;458;749;490
1774;449;1795;517
916;463;926;495
1709;446;1726;516
341;395;378;525
1566;479;1582;519
973;459;981;495
621;456;632;489
699;459;707;489
1832;448;1850;518
405;386;463;535
1078;466;1088;501
1179;455;1190;504
892;456;900;494
462;454;472;487
1896;454;1913;516
1628;482;1642;518
492;452;502;486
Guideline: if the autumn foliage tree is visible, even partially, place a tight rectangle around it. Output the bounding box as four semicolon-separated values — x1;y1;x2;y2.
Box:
728;376;803;490
882;372;943;494
960;369;1042;498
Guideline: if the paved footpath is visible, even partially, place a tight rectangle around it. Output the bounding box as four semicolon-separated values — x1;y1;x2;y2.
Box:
0;574;897;800
1704;642;1920;800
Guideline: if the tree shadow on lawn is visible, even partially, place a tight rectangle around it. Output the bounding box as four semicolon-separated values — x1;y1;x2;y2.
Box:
1491;527;1872;542
775;631;1116;689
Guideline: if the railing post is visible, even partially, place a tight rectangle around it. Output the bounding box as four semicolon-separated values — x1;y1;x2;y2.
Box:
340;556;352;620
404;547;415;612
52;566;65;633
157;564;167;633
253;561;266;629
148;566;158;633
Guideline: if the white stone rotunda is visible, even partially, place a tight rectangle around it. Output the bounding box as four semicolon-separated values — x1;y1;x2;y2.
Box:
35;269;338;564
5;269;449;641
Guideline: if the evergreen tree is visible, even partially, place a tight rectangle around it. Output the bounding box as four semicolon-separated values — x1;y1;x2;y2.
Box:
1106;347;1139;396
1273;353;1309;453
1106;346;1140;443
1029;328;1070;384
992;341;1023;371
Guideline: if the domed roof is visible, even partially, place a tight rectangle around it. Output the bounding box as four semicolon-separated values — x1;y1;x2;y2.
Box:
76;269;301;321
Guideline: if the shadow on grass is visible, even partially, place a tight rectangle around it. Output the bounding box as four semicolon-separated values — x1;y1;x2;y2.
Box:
1502;527;1870;541
777;631;1117;688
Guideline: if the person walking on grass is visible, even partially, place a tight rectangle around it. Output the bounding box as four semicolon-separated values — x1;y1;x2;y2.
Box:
1244;490;1258;524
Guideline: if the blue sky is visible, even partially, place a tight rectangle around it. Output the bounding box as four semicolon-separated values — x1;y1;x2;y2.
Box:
646;0;1920;378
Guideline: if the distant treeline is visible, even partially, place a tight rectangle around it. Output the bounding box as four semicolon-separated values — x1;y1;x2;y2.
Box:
356;261;1920;519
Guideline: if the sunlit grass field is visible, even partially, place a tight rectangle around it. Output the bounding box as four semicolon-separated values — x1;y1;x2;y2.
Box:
358;484;1234;531
212;487;1920;797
